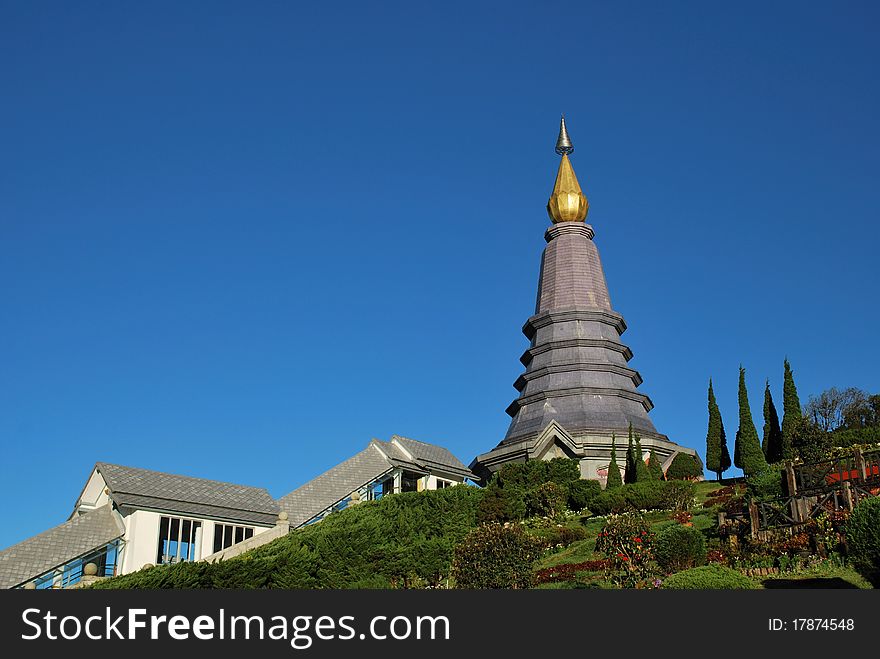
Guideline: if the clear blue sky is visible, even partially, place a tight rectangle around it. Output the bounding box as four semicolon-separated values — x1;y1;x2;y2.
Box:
1;1;878;549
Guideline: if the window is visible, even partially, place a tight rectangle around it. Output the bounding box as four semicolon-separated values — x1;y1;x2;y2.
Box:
435;479;453;489
26;540;121;589
401;471;421;492
157;516;201;565
212;523;254;553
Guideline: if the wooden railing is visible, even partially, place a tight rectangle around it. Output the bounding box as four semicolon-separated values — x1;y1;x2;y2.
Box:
727;447;880;537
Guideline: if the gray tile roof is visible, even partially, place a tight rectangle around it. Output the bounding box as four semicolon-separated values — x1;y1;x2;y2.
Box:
278;437;476;528
96;463;279;526
278;445;394;528
391;435;474;478
0;505;124;589
370;439;425;472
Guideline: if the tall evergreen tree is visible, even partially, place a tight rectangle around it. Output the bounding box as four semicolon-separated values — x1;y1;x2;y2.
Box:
705;379;731;481
736;366;768;476
647;448;663;480
762;380;783;463
606;434;623;489
781;358;802;460
624;424;637;484
634;433;651;482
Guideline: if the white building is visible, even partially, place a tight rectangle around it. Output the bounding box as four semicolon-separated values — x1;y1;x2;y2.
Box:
0;435;474;589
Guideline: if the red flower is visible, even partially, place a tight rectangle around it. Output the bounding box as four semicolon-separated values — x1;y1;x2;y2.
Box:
633;537;642;543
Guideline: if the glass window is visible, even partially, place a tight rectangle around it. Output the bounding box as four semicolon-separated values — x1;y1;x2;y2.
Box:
157;516;201;565
401;471;420;492
212;523;255;553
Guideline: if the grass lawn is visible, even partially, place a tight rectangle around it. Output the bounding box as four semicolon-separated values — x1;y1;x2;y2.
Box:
761;565;872;589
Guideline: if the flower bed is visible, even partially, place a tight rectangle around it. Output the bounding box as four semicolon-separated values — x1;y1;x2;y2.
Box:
533;560;611;584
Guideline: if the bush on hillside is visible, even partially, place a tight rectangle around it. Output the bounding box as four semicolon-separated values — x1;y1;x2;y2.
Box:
654;524;706;573
526;481;568;517
846;497;880;587
588;480;696;516
666;453;703;480
493;459;574;490
545;457;582;485
829;426;880;448
478;485;526;523
451;523;543;589
746;465;785;500
595;513;654;588
478;458;590;523
661;564;758;590
567;479;601;511
533;524;589;549
94;485;484;589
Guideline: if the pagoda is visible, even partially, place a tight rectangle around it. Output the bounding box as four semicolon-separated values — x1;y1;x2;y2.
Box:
471;117;698;485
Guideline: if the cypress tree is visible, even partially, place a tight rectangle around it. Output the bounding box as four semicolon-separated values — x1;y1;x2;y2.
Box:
736;366;767;476
606;434;623;489
781;358;802;460
624;424;637;484
762;380;783;463
647;447;663;480
705;379;731;482
634;433;651;482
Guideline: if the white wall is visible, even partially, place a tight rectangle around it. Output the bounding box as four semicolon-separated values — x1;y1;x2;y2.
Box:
424;472;463;490
76;470;111;513
117;509;275;576
119;510;161;574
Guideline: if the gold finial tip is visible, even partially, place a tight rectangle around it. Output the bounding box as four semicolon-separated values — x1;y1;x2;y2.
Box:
555;115;573;156
547;147;588;223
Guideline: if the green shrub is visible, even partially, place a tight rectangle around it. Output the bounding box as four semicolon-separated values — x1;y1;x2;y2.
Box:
746;465;784;500
595;513;654;588
588;480;696;515
95;485;484;589
451;523;543;589
567;479;601;511
478;485;526;523
654;524;707;573
661;564;758;589
666;453;703;480
526;481;568;517
846;497;880;587
533;524;589;548
545;457;582;485
479;458;583;523
494;460;548;490
829;426;880;448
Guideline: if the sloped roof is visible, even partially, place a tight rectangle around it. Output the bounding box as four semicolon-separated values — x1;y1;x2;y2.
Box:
370;439;425;472
391;435;474;478
278;445;394;528
0;505;124;589
96;463;279;526
278;436;476;528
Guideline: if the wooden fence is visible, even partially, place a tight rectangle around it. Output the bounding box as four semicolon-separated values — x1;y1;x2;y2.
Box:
723;448;880;537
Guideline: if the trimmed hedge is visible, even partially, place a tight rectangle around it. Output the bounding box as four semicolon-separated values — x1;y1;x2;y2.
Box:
661;564;758;590
478;458;593;523
93;485;484;589
654;524;706;573
526;481;568;517
450;523;543;589
666;453;703;480
567;479;601;511
846;497;880;587
589;480;696;516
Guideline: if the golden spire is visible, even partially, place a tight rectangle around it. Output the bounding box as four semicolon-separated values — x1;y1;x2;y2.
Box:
547;116;589;223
